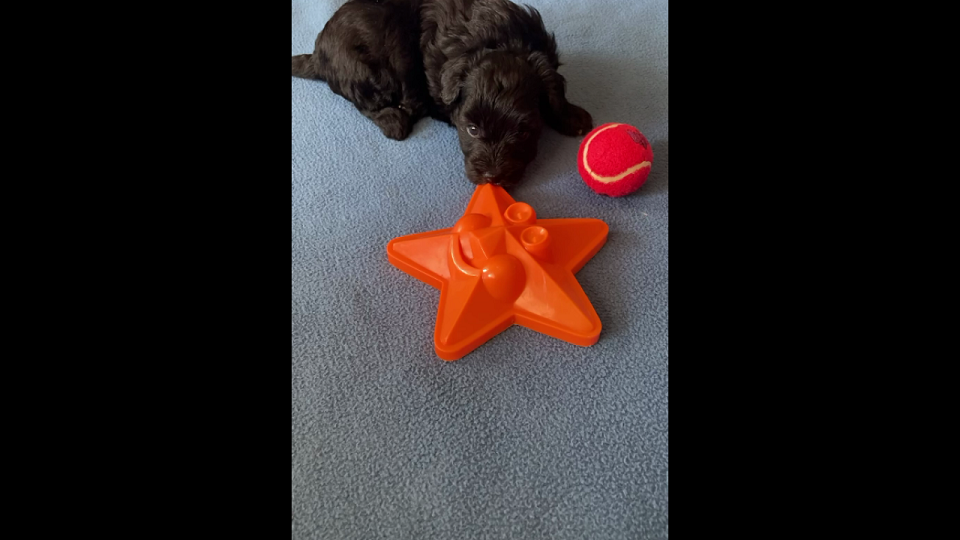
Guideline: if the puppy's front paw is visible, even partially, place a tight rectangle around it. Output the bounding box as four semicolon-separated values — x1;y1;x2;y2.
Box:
554;104;594;137
372;107;411;141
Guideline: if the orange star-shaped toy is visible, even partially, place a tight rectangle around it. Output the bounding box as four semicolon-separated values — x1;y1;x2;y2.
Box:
387;184;609;361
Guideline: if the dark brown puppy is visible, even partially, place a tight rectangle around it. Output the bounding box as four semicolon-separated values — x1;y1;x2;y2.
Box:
292;0;592;187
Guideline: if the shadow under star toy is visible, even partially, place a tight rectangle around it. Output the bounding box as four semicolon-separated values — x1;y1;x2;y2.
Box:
386;184;609;361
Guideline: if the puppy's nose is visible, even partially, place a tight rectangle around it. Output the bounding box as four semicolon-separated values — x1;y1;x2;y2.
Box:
482;173;500;185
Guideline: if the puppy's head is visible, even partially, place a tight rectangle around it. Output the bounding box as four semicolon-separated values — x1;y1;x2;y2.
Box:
442;51;544;187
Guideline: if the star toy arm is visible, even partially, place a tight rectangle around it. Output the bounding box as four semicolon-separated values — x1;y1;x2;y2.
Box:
386;228;453;289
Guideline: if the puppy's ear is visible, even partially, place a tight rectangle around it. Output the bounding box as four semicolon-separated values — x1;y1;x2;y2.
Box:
440;56;471;105
528;51;593;136
527;51;567;113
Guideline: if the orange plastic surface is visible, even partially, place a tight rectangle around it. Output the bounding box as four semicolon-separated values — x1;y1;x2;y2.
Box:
386;184;609;361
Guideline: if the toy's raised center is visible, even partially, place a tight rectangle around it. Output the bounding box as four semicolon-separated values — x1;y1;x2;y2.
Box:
481;254;526;302
453;213;491;233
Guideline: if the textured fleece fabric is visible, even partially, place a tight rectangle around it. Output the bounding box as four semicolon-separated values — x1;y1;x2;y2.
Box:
292;1;668;538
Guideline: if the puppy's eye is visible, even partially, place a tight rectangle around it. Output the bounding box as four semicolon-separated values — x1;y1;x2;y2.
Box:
466;125;480;138
518;131;530;140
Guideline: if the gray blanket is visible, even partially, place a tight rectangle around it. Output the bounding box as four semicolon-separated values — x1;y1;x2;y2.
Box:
292;1;668;537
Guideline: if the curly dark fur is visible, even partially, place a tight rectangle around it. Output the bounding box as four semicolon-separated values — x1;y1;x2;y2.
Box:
292;0;593;187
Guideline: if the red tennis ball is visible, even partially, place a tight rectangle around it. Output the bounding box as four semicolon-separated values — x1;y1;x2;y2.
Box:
578;123;654;197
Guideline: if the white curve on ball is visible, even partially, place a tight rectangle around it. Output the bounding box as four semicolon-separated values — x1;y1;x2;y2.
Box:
583;123;652;184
